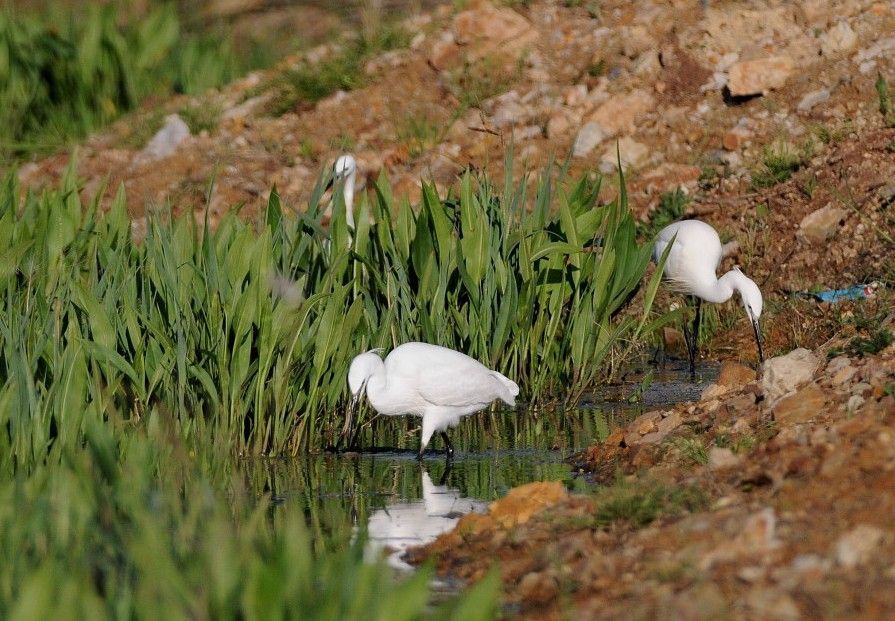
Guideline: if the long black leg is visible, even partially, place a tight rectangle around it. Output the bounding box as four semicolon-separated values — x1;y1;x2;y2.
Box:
440;431;455;460
681;296;701;379
691;296;702;377
417;445;425;461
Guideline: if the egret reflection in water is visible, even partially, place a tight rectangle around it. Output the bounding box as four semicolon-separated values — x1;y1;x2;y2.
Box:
365;466;487;570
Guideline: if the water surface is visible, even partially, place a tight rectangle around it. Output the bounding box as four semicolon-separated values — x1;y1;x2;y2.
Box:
242;359;718;567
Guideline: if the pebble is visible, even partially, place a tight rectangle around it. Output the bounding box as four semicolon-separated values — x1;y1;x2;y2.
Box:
572;122;605;157
727;57;793;96
835;524;886;568
821;21;858;56
798;205;848;243
135;114;190;164
708;447;741;470
598;137;650;173
797;88;831;112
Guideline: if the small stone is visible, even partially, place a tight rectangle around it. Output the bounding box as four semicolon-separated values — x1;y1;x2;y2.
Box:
722;126;751;151
799;205;848;243
851;382;872;396
546;114;572;139
821;21;858;57
488;481;567;528
727;57;793;96
834;524;886;568
708;447;741;470
563;84;588;107
516;570;558;606
701;383;730;400
572;122;606;157
846;394;864;412
135;114;190;164
672;582;728;620
745;588;801;621
586;90;655;137
718;361;756;387
763;348;820;405
599;137;650;173
638;418;658;435
222;94;272;121
429;35;459;70
656;411;682;436
826;355;852;374
663;327;687;356
773;384;827;425
832;366;857;385
797;88;831;112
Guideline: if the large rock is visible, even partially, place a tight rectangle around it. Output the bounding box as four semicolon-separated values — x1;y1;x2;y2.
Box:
727;57;793;96
798;205;848;243
773;383;827;425
762;348;820;405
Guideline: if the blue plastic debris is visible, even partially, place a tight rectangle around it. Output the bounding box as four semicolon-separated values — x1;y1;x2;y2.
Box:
809;283;878;303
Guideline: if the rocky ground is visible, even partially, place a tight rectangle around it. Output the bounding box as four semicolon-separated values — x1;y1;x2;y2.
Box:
410;344;895;619
13;0;895;617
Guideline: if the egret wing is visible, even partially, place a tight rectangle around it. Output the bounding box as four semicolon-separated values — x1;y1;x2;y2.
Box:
409;350;506;407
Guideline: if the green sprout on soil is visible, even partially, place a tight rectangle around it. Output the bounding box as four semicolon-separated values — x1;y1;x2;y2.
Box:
639;187;689;239
875;73;895;127
676;437;709;465
829;328;894;359
751;141;805;189
593;479;709;529
396;113;444;159
446;56;521;110
714;432;755;454
260;23;410;117
179;101;223;135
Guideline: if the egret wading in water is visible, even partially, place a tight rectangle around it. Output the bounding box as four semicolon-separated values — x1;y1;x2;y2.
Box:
345;342;520;460
653;219;764;376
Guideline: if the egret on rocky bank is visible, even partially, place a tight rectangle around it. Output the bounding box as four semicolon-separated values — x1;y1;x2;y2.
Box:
345;342;520;460
653;219;764;375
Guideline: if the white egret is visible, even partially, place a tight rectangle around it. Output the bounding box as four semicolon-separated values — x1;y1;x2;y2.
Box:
328;154;357;230
653;219;764;375
345;342;520;459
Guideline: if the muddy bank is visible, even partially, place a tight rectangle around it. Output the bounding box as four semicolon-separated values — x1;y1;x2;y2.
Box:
408;338;895;618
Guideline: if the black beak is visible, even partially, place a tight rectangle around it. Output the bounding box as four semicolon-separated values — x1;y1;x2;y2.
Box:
751;315;765;365
324;176;335;192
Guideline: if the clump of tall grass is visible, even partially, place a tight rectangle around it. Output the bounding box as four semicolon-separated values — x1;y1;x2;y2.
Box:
0;5;235;163
0;151;663;462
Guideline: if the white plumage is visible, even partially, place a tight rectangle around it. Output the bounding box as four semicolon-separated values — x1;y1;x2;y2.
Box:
346;342;519;458
654;219;764;371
